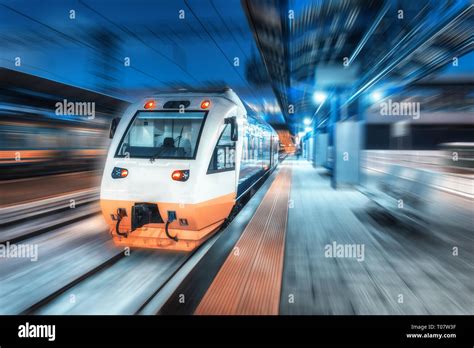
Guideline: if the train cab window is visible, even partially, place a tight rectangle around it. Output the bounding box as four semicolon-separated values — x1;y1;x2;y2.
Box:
207;122;236;173
115;111;206;159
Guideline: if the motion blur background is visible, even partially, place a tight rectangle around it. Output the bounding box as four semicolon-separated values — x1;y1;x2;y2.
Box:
0;0;472;184
0;0;472;315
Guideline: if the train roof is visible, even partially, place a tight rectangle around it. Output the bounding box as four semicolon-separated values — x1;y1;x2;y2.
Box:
149;87;246;111
150;87;233;96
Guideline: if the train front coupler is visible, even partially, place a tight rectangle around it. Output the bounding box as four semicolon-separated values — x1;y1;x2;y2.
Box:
114;208;128;238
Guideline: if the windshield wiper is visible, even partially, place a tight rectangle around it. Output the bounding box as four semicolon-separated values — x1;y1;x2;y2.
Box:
150;127;184;162
176;127;184;148
149;148;164;162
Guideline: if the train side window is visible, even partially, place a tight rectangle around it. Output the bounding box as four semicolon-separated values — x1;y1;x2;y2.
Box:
207;122;236;174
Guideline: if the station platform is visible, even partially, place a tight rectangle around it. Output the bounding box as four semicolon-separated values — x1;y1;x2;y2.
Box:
279;160;472;315
160;157;472;315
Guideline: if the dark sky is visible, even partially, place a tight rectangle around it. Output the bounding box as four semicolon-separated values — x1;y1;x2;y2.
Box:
0;0;285;123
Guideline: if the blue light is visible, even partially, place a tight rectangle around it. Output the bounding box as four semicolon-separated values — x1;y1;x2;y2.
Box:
370;90;383;102
313;91;327;104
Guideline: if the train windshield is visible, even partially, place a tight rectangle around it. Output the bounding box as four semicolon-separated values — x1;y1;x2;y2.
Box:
115;111;206;159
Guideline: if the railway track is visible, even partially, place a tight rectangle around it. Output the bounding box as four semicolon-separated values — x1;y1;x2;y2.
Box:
1;166;280;315
0;189;101;245
0;200;199;315
21;249;126;314
0;187;99;226
23;232;221;315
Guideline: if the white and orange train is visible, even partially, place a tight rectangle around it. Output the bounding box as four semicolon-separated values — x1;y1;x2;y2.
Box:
100;88;279;251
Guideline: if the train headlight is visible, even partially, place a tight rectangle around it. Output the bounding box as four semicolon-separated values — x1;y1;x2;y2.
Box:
144;100;156;109
112;167;128;179
171;170;189;182
200;100;211;109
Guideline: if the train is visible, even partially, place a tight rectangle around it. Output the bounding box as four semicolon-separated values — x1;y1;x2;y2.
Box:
0;119;107;180
100;88;279;251
0;67;128;180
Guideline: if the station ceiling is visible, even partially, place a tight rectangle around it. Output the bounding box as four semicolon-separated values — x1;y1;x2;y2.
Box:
242;0;473;133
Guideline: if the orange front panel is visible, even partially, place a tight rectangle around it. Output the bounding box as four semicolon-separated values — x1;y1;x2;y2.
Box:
100;193;235;251
112;220;223;251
